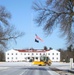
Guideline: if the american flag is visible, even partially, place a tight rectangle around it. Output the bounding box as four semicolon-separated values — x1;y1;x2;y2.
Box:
35;39;39;43
35;34;43;42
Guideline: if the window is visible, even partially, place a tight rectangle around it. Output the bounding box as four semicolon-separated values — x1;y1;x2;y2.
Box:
36;57;38;59
28;57;30;59
12;57;13;59
24;53;26;55
43;53;45;55
7;53;9;55
52;57;54;59
7;57;9;59
32;53;34;55
16;57;17;59
24;58;26;59
40;53;41;55
16;53;17;55
12;53;13;55
52;53;54;55
56;57;58;60
56;53;58;55
48;53;50;55
28;53;30;55
36;53;38;55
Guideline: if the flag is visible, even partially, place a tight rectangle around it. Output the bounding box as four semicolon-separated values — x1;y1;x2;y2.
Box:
35;34;43;42
35;39;39;43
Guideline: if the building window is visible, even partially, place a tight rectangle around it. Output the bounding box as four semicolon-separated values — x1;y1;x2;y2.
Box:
52;53;54;55
56;57;58;60
7;53;9;55
24;53;26;55
16;57;17;59
28;53;30;55
40;53;41;55
56;53;58;55
36;57;38;59
43;53;45;55
36;53;38;55
48;53;50;55
16;53;17;55
24;57;26;59
12;57;13;59
12;53;13;55
52;57;54;59
28;57;30;59
7;57;9;59
32;53;34;55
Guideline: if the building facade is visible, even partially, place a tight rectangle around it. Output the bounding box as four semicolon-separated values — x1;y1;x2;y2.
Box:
5;49;60;62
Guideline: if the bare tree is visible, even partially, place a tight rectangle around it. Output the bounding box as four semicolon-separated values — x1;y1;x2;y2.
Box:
0;50;5;61
32;0;74;46
0;6;24;48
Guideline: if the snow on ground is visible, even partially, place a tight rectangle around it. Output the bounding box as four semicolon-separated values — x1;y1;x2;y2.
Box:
0;62;74;72
51;62;74;72
0;62;32;67
0;67;9;70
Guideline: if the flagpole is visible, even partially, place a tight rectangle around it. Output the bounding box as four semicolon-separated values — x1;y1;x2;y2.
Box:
30;13;33;48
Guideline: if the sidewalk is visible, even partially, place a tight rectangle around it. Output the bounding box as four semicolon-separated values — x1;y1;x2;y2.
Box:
0;67;9;70
51;62;74;73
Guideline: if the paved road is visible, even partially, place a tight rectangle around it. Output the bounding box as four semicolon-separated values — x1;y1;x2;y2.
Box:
0;62;74;75
0;66;59;75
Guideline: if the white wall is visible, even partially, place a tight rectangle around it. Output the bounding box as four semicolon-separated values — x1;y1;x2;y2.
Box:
46;50;60;61
5;49;20;62
5;49;60;62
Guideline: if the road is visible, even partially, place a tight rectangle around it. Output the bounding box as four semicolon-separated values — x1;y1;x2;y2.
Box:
0;62;74;75
0;66;59;75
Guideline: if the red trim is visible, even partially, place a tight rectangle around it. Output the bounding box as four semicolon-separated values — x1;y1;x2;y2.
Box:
17;49;50;52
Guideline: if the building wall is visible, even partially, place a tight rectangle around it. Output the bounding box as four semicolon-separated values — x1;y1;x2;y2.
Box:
5;49;60;62
5;49;20;62
46;50;60;61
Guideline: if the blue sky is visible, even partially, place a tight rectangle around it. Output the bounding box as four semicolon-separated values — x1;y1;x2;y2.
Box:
0;0;66;50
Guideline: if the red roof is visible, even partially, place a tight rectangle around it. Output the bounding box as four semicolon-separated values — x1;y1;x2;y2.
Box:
16;49;50;52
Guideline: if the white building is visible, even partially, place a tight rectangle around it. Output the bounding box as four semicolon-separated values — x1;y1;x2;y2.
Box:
5;49;60;62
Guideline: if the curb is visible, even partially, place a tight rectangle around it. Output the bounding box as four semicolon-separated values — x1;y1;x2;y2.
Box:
50;67;74;74
68;70;74;73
